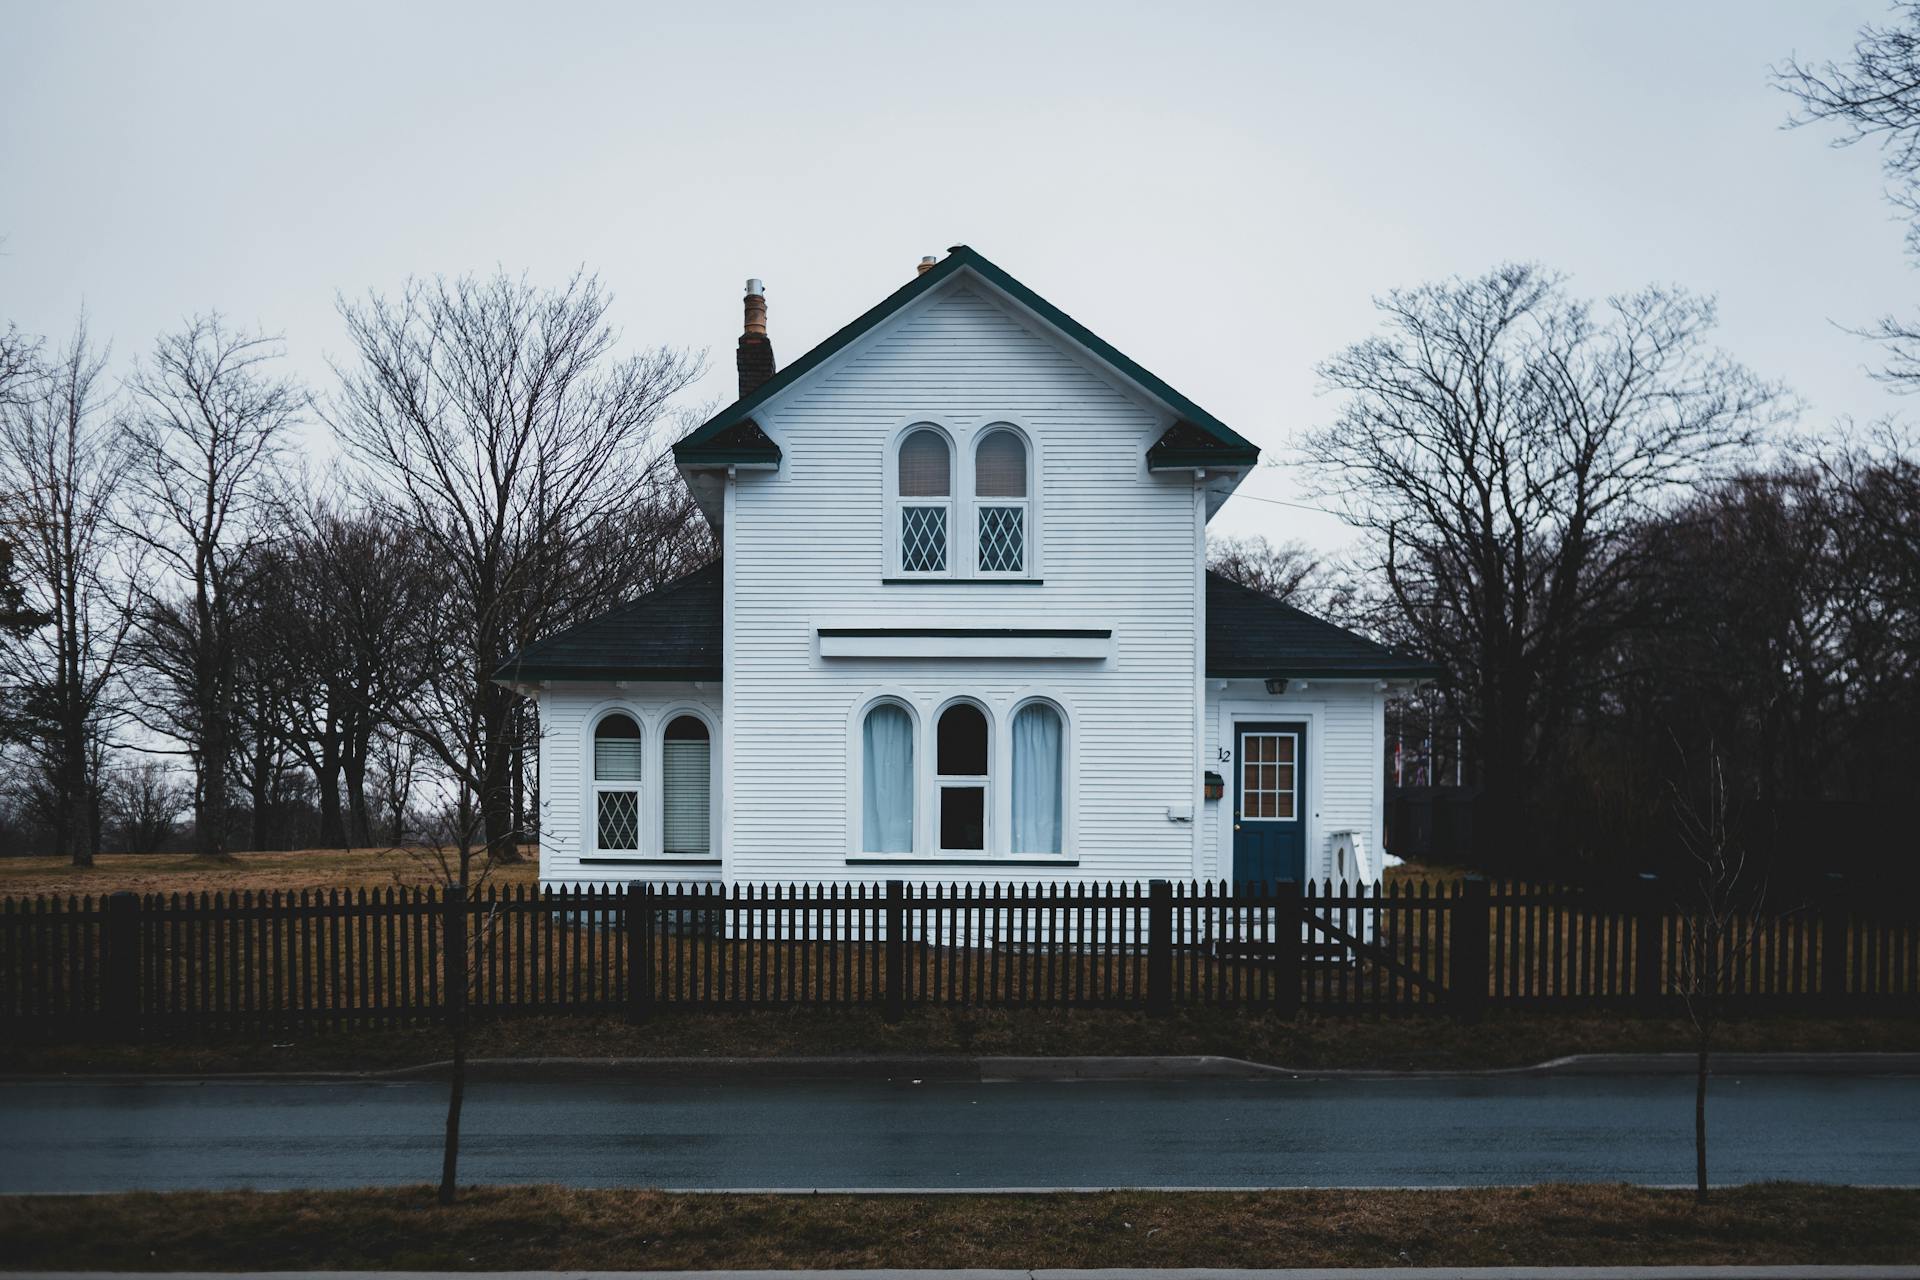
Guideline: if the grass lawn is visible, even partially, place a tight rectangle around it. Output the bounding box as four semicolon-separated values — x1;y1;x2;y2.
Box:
0;847;541;898
2;1184;1915;1269
8;1007;1919;1076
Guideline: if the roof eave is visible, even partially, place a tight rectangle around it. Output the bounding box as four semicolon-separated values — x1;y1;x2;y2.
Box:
1148;446;1261;470
493;665;725;687
1208;665;1444;681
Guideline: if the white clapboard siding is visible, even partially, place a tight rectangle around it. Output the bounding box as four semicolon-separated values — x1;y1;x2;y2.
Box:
1203;679;1385;883
726;279;1203;884
537;684;724;886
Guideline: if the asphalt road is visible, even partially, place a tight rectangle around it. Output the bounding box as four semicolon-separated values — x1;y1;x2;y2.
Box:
3;1073;1917;1193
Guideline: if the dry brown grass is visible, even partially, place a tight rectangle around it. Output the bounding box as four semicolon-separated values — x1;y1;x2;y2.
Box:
2;1184;1915;1270
0;847;540;898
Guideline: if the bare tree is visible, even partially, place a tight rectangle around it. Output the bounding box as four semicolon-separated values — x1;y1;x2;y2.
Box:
122;316;304;861
252;495;438;848
1777;5;1920;386
1668;744;1772;1204
1302;265;1786;859
0;319;135;865
329;270;703;862
103;760;191;854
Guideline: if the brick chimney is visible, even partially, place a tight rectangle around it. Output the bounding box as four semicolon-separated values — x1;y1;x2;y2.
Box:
736;278;775;399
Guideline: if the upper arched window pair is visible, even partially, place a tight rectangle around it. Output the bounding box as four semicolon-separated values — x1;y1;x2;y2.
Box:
894;425;1031;577
592;712;712;855
860;699;1064;856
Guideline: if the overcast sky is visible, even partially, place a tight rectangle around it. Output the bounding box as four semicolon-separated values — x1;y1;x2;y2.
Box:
1;0;1906;553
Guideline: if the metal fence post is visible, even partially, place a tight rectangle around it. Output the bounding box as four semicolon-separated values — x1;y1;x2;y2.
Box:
1273;878;1302;1016
1147;879;1173;1015
104;891;141;1040
1450;875;1489;1021
884;879;906;1023
443;885;467;1027
1635;874;1664;1013
627;881;654;1024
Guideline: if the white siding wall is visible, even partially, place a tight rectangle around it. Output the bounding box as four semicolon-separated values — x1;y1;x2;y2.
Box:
1202;679;1385;883
726;280;1203;884
537;683;723;886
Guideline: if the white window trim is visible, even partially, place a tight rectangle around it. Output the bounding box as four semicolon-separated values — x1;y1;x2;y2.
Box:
887;422;957;578
586;706;648;854
844;690;1077;862
933;696;993;855
656;705;721;859
1237;729;1301;824
1004;695;1072;856
971;422;1038;580
850;695;922;856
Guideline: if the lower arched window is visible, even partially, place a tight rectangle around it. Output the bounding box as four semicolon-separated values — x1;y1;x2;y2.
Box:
861;703;914;853
937;702;989;851
662;715;711;855
593;713;643;851
1011;702;1064;854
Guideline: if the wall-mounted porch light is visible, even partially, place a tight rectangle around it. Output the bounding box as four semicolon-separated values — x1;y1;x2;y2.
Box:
1264;677;1289;695
1203;771;1225;801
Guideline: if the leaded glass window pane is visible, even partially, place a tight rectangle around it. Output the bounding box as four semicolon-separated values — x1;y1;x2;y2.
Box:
977;505;1025;573
597;789;640;850
901;505;947;572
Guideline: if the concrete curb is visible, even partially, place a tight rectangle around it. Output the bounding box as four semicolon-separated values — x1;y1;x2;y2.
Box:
5;1050;1920;1085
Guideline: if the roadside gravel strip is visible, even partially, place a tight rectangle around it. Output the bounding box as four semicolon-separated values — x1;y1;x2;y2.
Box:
8;1051;1920;1084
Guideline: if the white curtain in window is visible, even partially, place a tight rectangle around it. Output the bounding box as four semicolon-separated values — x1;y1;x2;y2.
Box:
862;704;915;853
1011;703;1063;854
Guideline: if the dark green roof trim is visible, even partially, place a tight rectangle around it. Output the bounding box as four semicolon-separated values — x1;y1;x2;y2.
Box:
672;245;1258;464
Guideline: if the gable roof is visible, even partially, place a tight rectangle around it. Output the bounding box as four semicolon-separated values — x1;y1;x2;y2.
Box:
671;245;1261;471
495;562;1438;684
1204;571;1441;680
491;561;722;684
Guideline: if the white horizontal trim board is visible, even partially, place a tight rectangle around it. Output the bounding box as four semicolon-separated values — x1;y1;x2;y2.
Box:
819;629;1113;660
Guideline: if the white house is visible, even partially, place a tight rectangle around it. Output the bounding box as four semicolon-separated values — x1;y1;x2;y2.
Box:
496;246;1435;891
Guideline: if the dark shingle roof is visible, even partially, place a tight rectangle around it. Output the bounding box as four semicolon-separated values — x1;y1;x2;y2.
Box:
672;245;1259;470
497;562;1438;684
1205;571;1441;680
491;562;722;684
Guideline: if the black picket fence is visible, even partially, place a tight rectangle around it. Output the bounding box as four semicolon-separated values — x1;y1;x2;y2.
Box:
2;878;1916;1038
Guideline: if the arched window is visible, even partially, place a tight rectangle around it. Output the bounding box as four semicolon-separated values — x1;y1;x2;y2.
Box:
895;427;951;575
973;427;1029;575
592;713;643;851
936;702;989;851
661;715;711;855
1011;702;1064;854
861;702;915;853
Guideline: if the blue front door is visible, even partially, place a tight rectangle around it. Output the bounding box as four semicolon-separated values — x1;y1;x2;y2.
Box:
1232;720;1306;889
